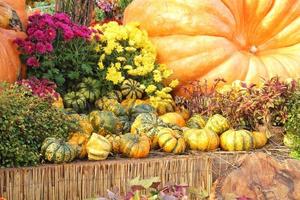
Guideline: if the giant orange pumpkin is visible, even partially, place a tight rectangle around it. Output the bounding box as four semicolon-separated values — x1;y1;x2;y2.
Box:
124;0;300;96
0;0;26;83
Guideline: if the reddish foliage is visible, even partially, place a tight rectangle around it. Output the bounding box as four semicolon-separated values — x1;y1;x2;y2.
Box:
175;77;297;130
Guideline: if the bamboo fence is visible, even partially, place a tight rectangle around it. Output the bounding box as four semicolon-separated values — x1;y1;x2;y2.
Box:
0;154;212;200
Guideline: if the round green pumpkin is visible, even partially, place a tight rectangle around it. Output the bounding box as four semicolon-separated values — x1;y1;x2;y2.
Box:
205;114;230;135
131;112;166;140
187;114;206;129
63;92;87;113
220;129;254;151
128;104;156;121
77;77;101;103
89;110;123;135
41;137;77;163
120;79;144;99
118;114;132;133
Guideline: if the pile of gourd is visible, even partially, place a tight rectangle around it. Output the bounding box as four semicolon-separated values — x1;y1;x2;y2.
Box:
41;94;268;164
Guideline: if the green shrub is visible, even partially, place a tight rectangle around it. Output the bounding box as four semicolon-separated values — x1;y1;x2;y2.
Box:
285;80;300;159
0;84;77;168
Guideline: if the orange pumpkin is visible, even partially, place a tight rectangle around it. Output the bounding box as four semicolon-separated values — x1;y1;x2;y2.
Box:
124;0;300;96
0;0;26;83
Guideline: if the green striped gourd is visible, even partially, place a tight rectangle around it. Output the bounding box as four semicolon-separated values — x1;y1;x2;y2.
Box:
41;137;77;163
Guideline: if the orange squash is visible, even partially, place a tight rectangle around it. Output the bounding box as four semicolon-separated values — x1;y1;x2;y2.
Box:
0;0;26;83
159;112;186;127
124;0;300;96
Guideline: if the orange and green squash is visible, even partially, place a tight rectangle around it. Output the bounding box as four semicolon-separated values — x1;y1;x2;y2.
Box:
252;131;268;149
183;128;219;151
149;97;176;115
41;137;77;163
186;114;206;129
89;110;123;136
159;112;186;127
120;133;150;158
68;132;88;159
131;112;166;140
105;134;122;154
220;129;254;151
205;114;230;135
153;127;186;154
121;79;144;99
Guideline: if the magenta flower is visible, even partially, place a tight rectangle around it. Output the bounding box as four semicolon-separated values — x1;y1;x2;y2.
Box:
14;38;24;47
54;21;69;31
24;41;35;54
26;57;40;67
33;30;45;41
44;42;53;52
53;13;71;24
63;30;74;40
45;28;57;41
27;27;36;35
28;13;42;23
15;12;93;69
36;42;47;54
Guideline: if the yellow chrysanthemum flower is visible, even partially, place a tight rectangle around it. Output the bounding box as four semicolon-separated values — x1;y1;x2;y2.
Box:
114;62;122;70
98;61;104;70
124;65;133;70
95;45;101;52
117;57;126;62
153;70;162;82
139;84;146;90
162;69;173;79
106;67;124;85
125;47;136;52
169;79;179;88
145;85;157;94
162;87;172;93
100;54;105;61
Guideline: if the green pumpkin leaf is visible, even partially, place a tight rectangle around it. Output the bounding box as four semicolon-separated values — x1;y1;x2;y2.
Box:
129;176;160;190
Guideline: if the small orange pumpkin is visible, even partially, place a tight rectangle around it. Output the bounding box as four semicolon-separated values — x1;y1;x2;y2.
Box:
120;133;151;158
252;131;268;149
124;0;300;96
68;132;88;159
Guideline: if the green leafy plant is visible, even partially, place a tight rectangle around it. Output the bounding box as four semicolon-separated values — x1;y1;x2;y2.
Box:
284;80;300;159
27;0;55;14
0;83;78;168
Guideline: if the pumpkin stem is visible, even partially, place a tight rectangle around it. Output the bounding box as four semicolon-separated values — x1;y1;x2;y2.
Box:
249;45;258;54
